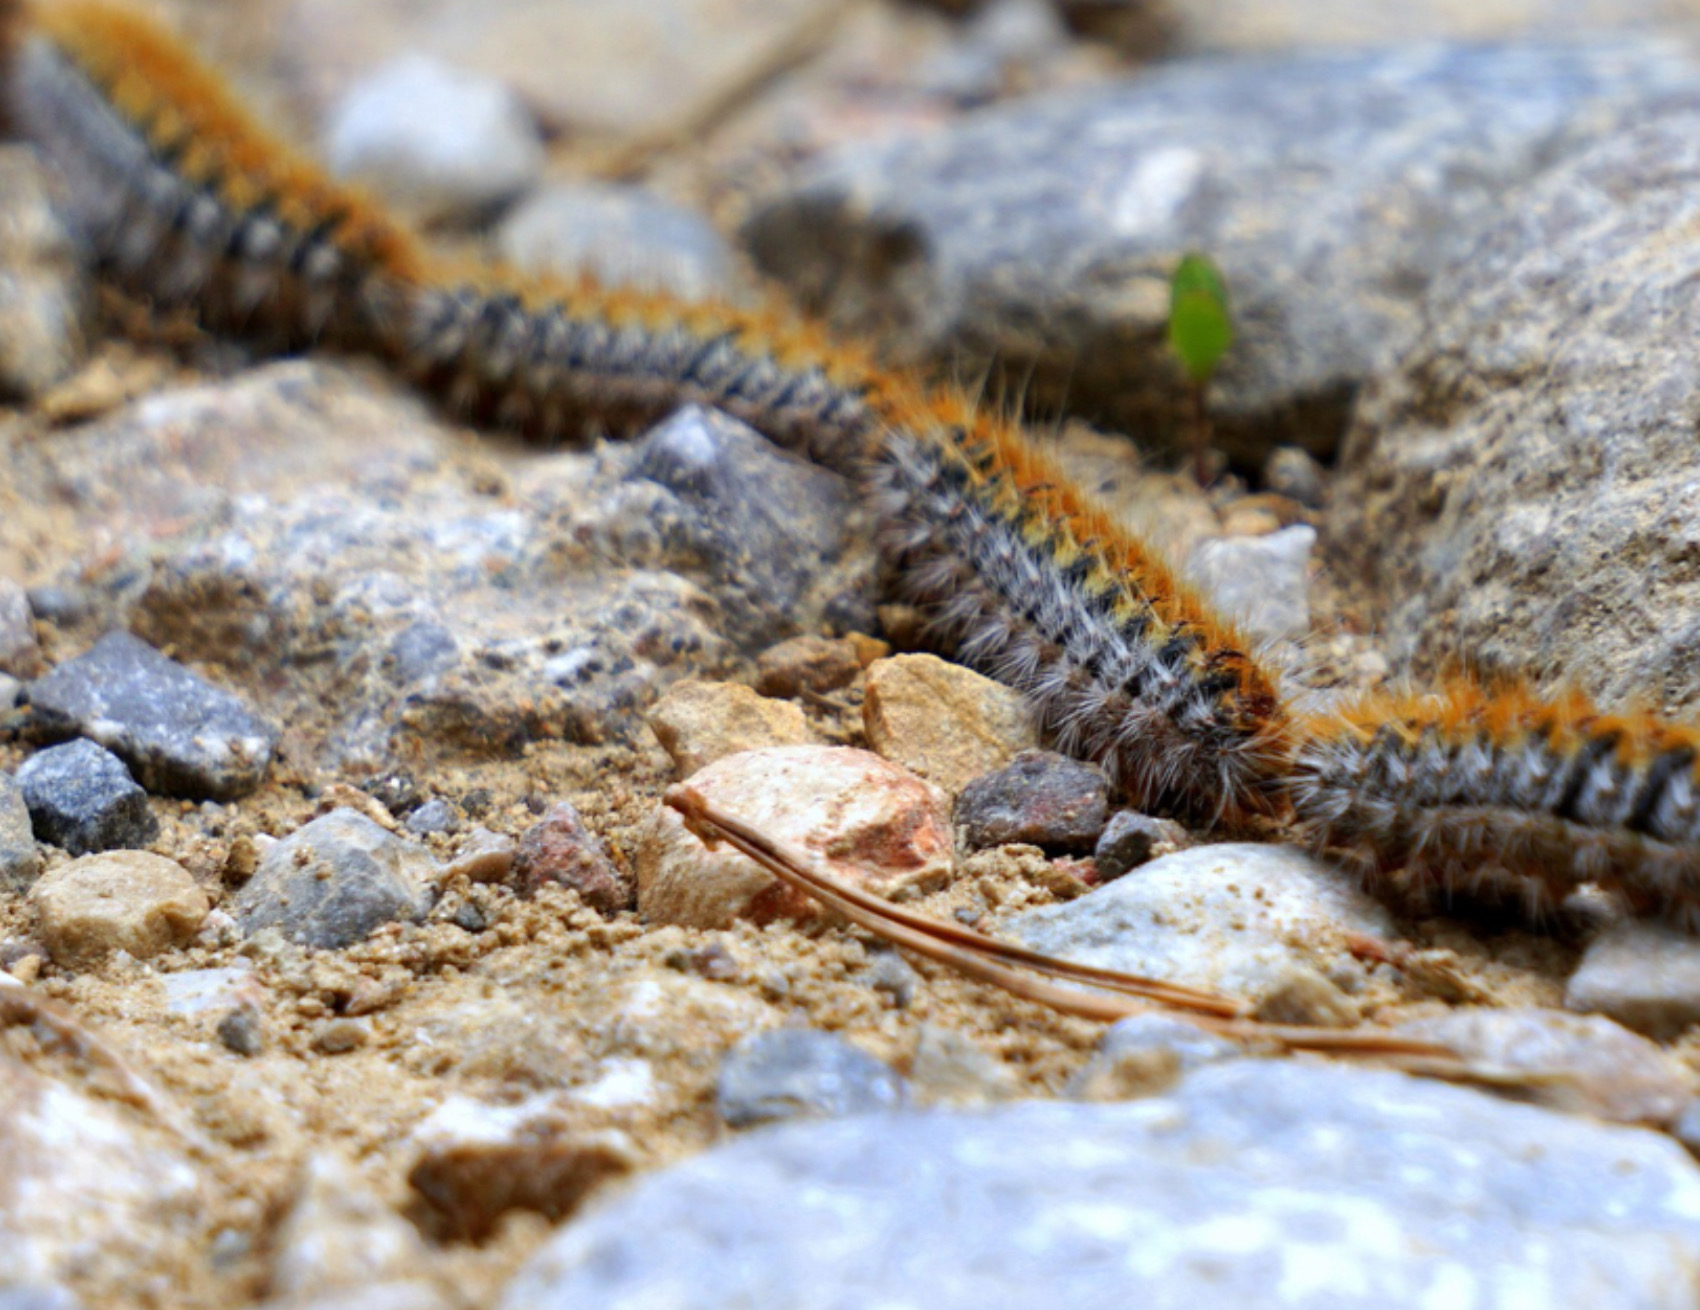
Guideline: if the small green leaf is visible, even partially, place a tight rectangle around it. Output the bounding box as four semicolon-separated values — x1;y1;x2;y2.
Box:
1168;253;1233;384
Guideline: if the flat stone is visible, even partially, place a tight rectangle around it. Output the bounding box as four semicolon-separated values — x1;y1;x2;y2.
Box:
511;802;632;913
646;679;815;779
26;632;279;801
862;653;1039;795
0;148;89;401
1067;1012;1241;1100
29;851;208;967
0;579;42;679
323;54;544;224
1567;923;1700;1040
1331;109;1700;702
498;182;742;302
746;41;1700;463
637;746;952;928
500;1060;1700;1310
15;739;158;856
1093;810;1190;880
1396;1007;1693;1126
1186;525;1314;641
0;773;42;892
1007;842;1394;1002
230;809;434;949
715;1029;907;1127
954;750;1110;855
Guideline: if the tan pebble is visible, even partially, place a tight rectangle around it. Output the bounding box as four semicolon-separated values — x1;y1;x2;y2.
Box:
755;633;888;699
862;653;1038;794
30;851;210;967
646;678;815;778
440;825;516;884
637;745;952;928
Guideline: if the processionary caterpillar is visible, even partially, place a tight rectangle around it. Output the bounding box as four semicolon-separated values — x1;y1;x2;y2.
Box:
5;0;1697;925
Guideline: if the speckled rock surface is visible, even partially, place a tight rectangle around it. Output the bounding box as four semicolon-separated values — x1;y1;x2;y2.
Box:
230;809;434;949
746;41;1700;462
323;54;544;224
1007;843;1393;1002
511;802;632;913
0;773;42;891
715;1028;906;1126
29;852;209;967
27;633;279;801
1186;524;1314;641
14;739;158;856
636;746;952;927
1331;110;1700;703
500;1059;1700;1309
953;750;1109;855
0;148;89;402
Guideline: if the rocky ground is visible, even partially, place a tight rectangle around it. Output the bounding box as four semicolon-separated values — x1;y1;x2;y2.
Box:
11;0;1700;1307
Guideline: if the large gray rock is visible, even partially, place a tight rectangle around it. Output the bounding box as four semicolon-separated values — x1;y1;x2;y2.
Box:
1330;109;1700;705
746;41;1700;463
500;1060;1700;1309
26;633;278;801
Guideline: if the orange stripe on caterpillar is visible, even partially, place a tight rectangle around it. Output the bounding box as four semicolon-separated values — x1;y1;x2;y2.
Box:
7;0;423;343
0;0;1293;824
1288;680;1700;926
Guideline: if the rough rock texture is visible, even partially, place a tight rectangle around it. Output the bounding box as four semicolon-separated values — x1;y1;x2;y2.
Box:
1331;110;1700;702
1186;525;1313;641
754;633;884;699
0;148;89;401
0;1051;206;1301
715;1029;907;1126
646;679;815;779
15;739;158;856
1008;843;1393;1002
511;802;632;913
1396;1007;1693;1125
862;654;1038;794
636;746;952;928
953;750;1110;854
0;579;43;678
323;54;544;224
498;182;743;302
1092;810;1189;880
0;773;43;891
9;367;867;773
500;1060;1700;1309
1067;1012;1240;1100
230;809;434;949
746;41;1700;462
29;852;209;967
1567;923;1700;1039
27;633;279;801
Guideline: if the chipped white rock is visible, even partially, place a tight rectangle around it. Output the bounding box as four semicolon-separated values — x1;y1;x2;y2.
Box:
1007;842;1392;1002
637;746;952;928
323;54;544;223
1187;524;1314;641
1567;922;1700;1039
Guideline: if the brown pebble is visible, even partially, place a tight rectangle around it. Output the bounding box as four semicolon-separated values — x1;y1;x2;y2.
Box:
754;633;886;699
315;1017;370;1054
409;1128;638;1242
512;801;633;913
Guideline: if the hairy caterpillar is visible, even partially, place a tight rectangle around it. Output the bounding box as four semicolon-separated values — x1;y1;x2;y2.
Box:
7;0;1700;920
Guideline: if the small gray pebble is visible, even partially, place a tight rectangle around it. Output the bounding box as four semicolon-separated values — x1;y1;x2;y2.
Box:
216;1007;264;1057
716;1029;907;1128
23;585;86;626
15;738;158;855
404;798;460;836
864;951;919;1009
1263;446;1326;507
955;750;1109;854
0;772;42;890
1094;810;1190;880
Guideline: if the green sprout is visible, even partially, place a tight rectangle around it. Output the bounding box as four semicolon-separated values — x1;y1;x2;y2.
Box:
1167;253;1234;484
